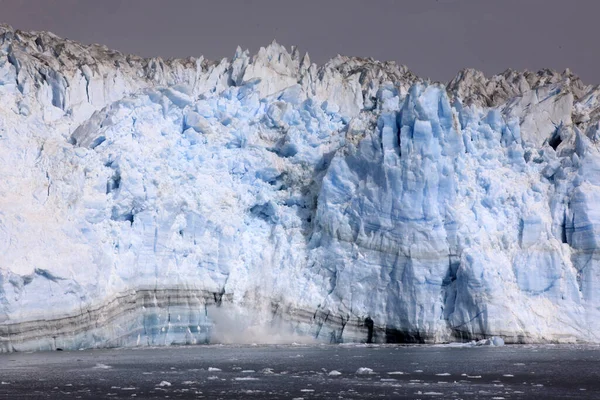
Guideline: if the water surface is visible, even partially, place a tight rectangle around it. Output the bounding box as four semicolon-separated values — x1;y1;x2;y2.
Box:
0;344;598;399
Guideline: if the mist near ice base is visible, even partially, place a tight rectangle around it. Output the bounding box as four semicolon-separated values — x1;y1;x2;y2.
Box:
206;305;317;345
1;23;600;351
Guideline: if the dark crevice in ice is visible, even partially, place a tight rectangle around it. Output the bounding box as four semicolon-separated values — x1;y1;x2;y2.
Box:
364;316;374;343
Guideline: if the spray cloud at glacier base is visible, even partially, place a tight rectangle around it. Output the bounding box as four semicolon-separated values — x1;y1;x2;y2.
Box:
0;24;599;351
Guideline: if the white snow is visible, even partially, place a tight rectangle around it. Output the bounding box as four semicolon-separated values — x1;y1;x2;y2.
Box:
0;24;600;351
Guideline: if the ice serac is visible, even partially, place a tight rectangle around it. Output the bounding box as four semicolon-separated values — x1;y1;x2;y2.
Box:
0;24;599;351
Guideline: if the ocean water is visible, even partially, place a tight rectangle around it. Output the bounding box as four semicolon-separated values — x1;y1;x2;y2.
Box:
0;344;598;399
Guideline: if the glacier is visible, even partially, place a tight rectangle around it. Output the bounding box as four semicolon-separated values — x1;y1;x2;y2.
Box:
1;24;600;351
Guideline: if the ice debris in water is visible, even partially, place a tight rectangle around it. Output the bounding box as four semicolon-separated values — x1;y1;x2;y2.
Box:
328;370;342;376
93;363;112;369
356;368;374;375
157;381;171;387
260;368;275;374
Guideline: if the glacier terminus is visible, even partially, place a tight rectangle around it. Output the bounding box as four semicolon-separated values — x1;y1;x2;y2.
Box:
1;24;599;352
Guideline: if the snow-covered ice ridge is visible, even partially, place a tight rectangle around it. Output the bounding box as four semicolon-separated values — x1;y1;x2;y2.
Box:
1;24;599;351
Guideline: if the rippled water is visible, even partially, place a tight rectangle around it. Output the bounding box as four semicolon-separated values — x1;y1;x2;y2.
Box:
1;344;598;399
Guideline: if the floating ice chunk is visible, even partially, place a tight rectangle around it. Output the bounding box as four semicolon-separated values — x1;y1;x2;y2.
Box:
207;367;222;372
388;372;405;375
356;367;374;375
93;363;112;369
234;377;259;381
435;373;451;376
260;368;275;374
328;370;342;376
157;381;171;387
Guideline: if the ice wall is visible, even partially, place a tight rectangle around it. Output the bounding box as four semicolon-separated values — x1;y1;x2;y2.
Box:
0;24;599;351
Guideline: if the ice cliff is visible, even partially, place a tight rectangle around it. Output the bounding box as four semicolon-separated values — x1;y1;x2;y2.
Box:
1;24;599;351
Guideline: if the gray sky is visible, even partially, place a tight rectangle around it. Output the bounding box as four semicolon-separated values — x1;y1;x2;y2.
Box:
1;0;598;83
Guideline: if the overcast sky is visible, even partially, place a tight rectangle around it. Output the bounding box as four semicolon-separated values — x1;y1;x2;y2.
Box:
1;0;598;83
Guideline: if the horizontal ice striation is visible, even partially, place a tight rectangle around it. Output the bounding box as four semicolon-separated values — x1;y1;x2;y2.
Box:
1;24;600;351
